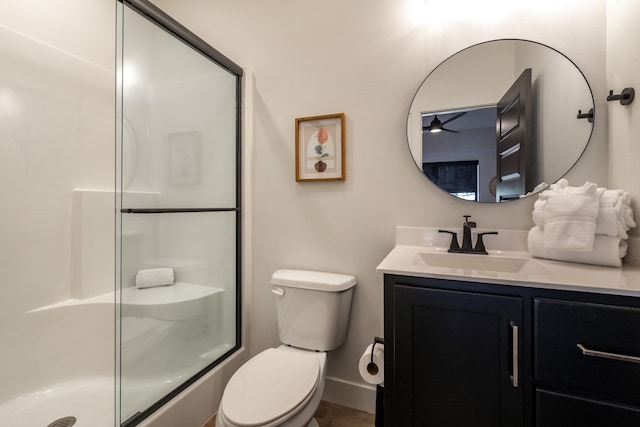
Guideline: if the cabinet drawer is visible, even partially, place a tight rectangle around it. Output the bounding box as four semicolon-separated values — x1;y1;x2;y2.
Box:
534;298;640;406
536;389;640;427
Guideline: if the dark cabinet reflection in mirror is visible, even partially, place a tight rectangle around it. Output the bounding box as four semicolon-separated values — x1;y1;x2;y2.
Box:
408;39;594;203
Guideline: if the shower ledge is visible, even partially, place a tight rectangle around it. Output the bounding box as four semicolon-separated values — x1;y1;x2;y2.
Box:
30;282;223;321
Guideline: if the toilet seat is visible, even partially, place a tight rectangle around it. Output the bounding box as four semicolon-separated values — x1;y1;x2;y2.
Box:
220;348;321;426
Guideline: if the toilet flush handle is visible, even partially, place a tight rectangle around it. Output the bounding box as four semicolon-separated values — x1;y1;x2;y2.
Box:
271;288;285;296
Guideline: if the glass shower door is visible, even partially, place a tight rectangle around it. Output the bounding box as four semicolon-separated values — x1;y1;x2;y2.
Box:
116;1;242;425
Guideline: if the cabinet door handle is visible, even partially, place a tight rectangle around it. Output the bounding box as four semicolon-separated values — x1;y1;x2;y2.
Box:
577;344;640;364
510;321;519;388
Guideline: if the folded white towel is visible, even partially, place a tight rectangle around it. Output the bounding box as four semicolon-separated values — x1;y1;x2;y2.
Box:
598;194;626;238
544;178;569;197
136;268;175;289
543;182;599;251
597;189;637;239
624;204;636;229
528;227;626;267
532;186;636;239
520;182;549;198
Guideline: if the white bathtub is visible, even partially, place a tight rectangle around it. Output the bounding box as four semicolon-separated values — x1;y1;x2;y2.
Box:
0;282;240;427
0;354;245;427
0;378;114;427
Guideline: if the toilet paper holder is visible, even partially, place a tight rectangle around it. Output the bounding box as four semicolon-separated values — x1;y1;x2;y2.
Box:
367;337;384;375
368;337;385;427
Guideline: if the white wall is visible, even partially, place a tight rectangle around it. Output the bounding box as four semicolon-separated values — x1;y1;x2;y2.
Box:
608;0;640;235
155;0;612;413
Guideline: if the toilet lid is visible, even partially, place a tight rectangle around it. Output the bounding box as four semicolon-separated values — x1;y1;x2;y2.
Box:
221;348;320;426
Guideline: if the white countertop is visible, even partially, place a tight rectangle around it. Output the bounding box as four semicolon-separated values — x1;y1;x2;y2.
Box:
376;227;640;297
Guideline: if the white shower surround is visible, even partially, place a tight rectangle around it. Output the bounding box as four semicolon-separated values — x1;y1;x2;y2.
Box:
0;2;249;426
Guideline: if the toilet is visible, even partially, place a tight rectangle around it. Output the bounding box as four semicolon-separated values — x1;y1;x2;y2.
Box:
216;269;357;427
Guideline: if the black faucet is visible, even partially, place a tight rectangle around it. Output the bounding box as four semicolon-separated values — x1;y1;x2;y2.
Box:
438;215;498;255
461;215;475;251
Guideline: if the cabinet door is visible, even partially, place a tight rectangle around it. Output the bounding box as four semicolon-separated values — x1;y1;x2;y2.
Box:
394;285;523;427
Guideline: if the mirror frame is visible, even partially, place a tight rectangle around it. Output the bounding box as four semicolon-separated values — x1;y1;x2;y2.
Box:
407;38;595;203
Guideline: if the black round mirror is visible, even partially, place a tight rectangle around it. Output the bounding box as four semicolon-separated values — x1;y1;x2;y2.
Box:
407;39;594;203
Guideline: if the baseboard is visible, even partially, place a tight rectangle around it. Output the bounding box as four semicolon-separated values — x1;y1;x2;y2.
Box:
322;376;378;414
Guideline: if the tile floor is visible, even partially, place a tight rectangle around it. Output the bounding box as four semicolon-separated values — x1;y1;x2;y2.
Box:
203;400;375;427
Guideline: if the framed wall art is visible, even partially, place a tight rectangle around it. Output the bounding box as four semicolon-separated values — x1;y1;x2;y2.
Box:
295;113;345;182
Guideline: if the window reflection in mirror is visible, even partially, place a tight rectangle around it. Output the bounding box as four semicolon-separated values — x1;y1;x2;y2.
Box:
422;107;495;202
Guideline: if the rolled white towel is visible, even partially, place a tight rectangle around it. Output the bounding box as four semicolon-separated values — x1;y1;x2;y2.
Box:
520;182;549;198
532;198;546;228
624;204;636;229
543;182;599;251
136;268;175;289
597;199;626;238
597;189;633;237
528;227;626;267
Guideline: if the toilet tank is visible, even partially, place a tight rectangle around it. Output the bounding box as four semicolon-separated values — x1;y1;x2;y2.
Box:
271;269;357;351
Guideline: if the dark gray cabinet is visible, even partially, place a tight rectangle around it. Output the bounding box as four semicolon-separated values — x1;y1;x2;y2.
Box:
393;285;523;426
534;299;640;426
384;274;640;427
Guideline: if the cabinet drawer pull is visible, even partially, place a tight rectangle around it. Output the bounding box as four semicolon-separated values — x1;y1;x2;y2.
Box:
510;321;519;388
577;344;640;364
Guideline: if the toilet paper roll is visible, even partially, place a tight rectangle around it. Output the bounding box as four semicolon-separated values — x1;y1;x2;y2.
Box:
358;343;384;385
136;268;175;289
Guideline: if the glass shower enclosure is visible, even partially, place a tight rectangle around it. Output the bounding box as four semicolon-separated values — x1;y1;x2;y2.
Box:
117;1;242;425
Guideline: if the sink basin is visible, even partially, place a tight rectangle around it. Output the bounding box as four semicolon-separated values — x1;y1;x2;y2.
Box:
414;252;529;273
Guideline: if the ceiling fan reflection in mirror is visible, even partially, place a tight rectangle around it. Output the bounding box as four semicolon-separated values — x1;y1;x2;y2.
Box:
423;111;467;133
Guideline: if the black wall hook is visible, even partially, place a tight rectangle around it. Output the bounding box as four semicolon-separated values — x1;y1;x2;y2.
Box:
576;108;594;123
607;88;635;105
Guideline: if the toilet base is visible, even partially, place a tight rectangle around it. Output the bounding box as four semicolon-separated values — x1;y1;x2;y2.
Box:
307;418;319;427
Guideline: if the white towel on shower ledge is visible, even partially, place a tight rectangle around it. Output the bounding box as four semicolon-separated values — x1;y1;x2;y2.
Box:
528;227;626;267
136;267;175;289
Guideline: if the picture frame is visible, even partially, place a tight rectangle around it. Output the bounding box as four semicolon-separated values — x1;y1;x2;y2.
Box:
295;113;346;182
168;131;201;184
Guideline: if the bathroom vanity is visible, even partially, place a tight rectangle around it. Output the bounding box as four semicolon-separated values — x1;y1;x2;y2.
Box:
378;227;640;427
